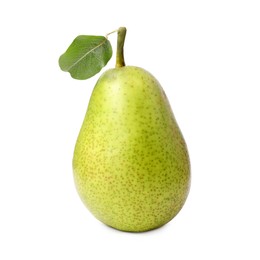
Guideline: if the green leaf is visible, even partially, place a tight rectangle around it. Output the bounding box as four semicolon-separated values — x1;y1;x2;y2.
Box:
59;35;112;80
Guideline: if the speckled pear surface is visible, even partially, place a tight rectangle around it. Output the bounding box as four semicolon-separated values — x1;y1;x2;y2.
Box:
73;66;190;232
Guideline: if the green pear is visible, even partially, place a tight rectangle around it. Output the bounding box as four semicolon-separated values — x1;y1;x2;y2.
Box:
73;65;191;232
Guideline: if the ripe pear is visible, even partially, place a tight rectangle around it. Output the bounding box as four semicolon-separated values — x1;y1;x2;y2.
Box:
73;66;191;232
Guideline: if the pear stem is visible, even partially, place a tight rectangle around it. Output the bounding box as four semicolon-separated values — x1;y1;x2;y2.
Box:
116;27;127;67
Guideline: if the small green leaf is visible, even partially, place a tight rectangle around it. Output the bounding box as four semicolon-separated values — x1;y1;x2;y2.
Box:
59;35;112;80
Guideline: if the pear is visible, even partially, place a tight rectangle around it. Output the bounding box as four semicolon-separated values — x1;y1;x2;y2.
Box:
73;65;190;232
72;28;190;232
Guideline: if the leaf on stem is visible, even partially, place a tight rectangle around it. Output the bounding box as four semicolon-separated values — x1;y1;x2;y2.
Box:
59;35;112;80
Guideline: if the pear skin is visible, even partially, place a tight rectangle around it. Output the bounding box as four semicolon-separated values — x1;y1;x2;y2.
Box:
73;66;190;232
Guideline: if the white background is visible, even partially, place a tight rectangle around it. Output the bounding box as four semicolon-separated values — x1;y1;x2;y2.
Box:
0;0;259;259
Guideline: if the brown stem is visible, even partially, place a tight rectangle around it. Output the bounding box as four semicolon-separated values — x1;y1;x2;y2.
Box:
116;27;127;67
